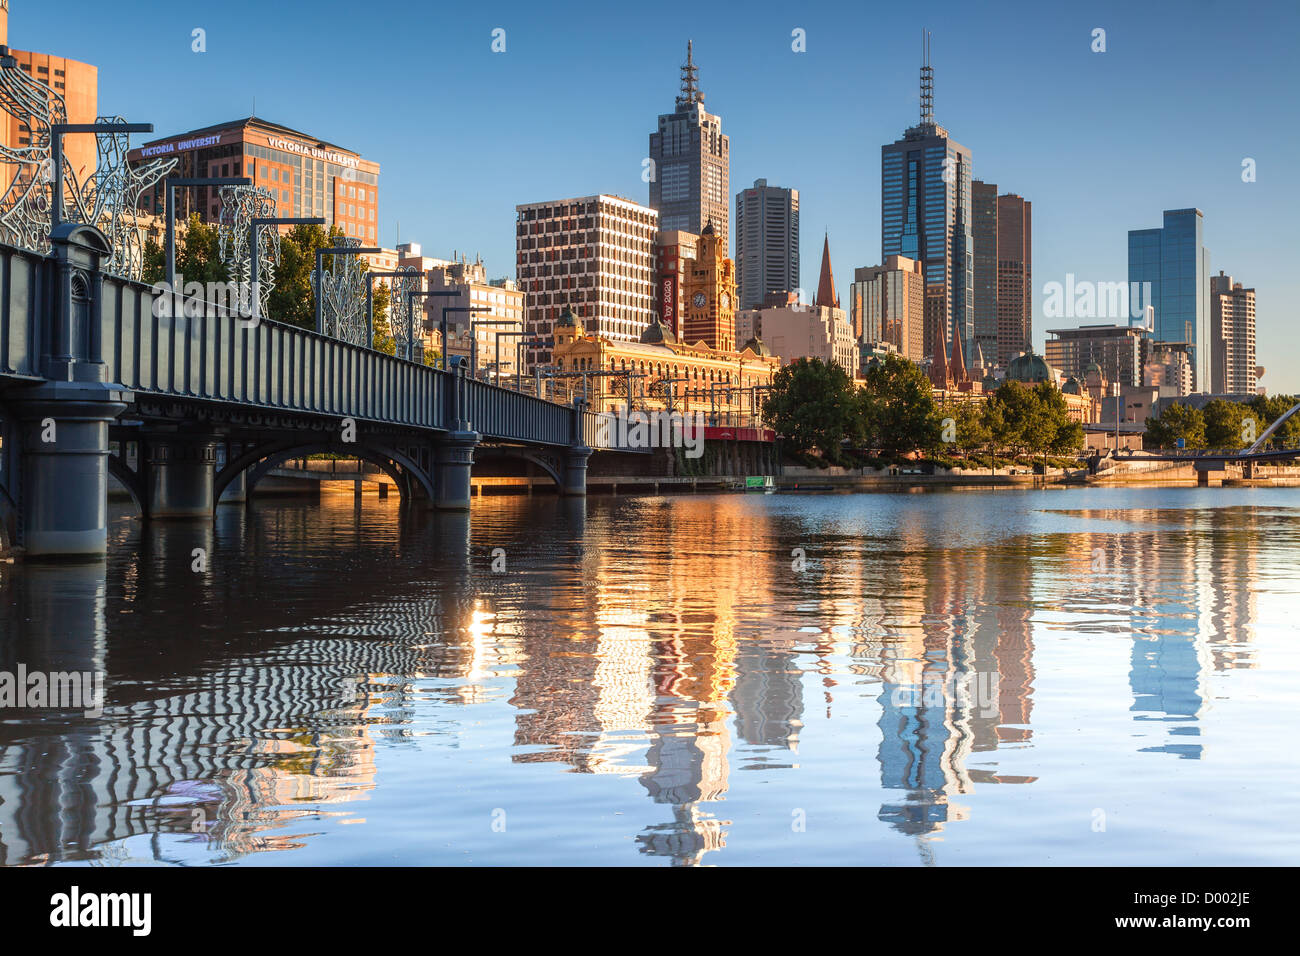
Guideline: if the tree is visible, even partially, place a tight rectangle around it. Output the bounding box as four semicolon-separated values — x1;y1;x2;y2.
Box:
936;398;990;459
1202;398;1252;449
986;380;1039;457
266;223;343;330
1246;394;1300;448
1144;402;1206;449
860;353;940;455
763;358;865;464
1033;381;1085;462
371;280;396;355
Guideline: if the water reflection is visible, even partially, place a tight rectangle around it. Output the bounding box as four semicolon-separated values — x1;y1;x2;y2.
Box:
0;491;1295;865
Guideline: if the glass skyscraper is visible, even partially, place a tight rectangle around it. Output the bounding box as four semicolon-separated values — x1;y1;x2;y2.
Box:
1128;208;1210;391
881;46;973;367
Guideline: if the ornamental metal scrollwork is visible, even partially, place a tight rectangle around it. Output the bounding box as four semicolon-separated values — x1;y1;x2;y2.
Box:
217;184;279;320
387;266;421;358
0;54;175;280
313;238;368;346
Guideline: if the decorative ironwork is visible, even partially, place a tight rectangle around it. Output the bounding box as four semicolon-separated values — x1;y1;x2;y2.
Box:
387;266;421;357
0;54;174;280
216;185;280;319
314;238;368;345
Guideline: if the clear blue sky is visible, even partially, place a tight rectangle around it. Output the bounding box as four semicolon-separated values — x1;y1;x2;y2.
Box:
16;0;1300;390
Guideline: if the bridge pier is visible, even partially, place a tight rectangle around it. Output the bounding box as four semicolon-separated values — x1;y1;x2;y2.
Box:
561;445;593;496
144;434;218;519
433;431;479;510
12;382;131;558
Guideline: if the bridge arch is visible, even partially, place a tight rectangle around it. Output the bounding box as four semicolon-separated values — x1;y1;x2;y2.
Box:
107;453;146;514
1247;401;1300;454
214;440;436;508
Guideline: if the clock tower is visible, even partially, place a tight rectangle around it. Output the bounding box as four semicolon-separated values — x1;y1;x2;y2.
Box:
681;222;735;351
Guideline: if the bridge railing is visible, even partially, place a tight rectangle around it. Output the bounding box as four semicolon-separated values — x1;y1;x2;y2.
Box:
0;244;46;380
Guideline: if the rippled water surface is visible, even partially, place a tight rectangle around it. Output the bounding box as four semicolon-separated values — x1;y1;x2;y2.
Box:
2;486;1298;866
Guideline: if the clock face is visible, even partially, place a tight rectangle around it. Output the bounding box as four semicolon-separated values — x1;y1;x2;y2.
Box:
692;292;707;308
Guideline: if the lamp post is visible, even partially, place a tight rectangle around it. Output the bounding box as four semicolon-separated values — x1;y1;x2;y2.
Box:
365;270;426;358
515;338;549;392
469;318;518;380
313;244;382;335
164;176;250;288
491;329;527;388
398;289;457;365
440;305;491;371
49;122;153;231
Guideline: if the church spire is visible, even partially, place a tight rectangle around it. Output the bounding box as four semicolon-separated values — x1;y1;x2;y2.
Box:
676;40;703;108
815;232;839;309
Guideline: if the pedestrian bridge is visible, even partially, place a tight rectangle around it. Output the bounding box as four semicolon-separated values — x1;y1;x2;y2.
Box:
0;225;612;556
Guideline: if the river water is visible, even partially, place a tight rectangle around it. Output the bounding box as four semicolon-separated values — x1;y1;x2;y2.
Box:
1;486;1297;866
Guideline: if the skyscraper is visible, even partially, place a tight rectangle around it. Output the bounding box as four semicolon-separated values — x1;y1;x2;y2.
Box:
1128;208;1211;391
851;255;926;361
515;194;658;366
649;42;729;250
1210;271;1257;395
735;179;799;310
995;191;1032;366
881;35;973;368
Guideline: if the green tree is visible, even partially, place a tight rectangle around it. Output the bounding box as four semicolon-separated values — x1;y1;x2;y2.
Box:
141;237;164;286
936;398;990;459
986;380;1040;457
1033;381;1085;463
1144;402;1206;449
266;223;343;330
1202;398;1251;449
763;357;865;464
860;353;940;455
1245;394;1300;448
371;280;396;355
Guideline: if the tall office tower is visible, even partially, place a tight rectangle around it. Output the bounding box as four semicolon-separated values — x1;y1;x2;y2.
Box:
995;192;1032;366
1210;271;1257;394
881;35;974;368
851;255;926;361
515;194;658;367
649;42;729;250
681;223;736;351
1128;208;1211;391
735;179;799;310
970;182;1032;370
972;181;998;364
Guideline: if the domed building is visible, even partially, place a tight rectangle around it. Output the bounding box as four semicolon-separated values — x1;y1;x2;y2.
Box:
1005;350;1058;385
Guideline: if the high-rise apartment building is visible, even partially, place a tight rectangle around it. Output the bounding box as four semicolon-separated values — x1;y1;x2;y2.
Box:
734;179;798;310
649;42;729;249
851;255;926;362
515;194;658;366
1128;208;1210;391
881;38;973;368
681;223;736;351
972;181;1033;368
1210;271;1257;395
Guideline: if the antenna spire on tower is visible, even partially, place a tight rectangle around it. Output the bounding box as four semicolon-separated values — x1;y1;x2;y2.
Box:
920;30;934;126
677;39;702;108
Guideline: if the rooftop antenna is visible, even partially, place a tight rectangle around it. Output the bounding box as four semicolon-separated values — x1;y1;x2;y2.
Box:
920;30;934;125
677;39;702;108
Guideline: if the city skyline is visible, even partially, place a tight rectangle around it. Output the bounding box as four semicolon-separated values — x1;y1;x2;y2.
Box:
12;0;1299;389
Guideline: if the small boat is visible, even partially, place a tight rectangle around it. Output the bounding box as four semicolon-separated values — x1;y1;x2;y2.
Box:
743;476;775;494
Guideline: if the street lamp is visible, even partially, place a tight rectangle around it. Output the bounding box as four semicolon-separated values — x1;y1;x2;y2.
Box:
49;122;153;231
490;329;527;388
515;338;549;392
164;176;250;288
314;244;382;335
469;318;519;380
440;305;491;371
365;270;426;358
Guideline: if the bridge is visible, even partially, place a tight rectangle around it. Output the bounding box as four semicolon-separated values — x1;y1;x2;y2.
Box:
0;225;615;557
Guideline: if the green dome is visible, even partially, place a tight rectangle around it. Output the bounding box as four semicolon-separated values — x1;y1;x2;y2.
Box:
639;316;676;346
555;306;577;328
1006;351;1053;383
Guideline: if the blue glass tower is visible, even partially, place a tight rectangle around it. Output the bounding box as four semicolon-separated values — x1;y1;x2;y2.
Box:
1128;208;1210;391
881;36;974;367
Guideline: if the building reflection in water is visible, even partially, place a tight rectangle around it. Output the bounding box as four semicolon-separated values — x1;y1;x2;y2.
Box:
0;492;1279;866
